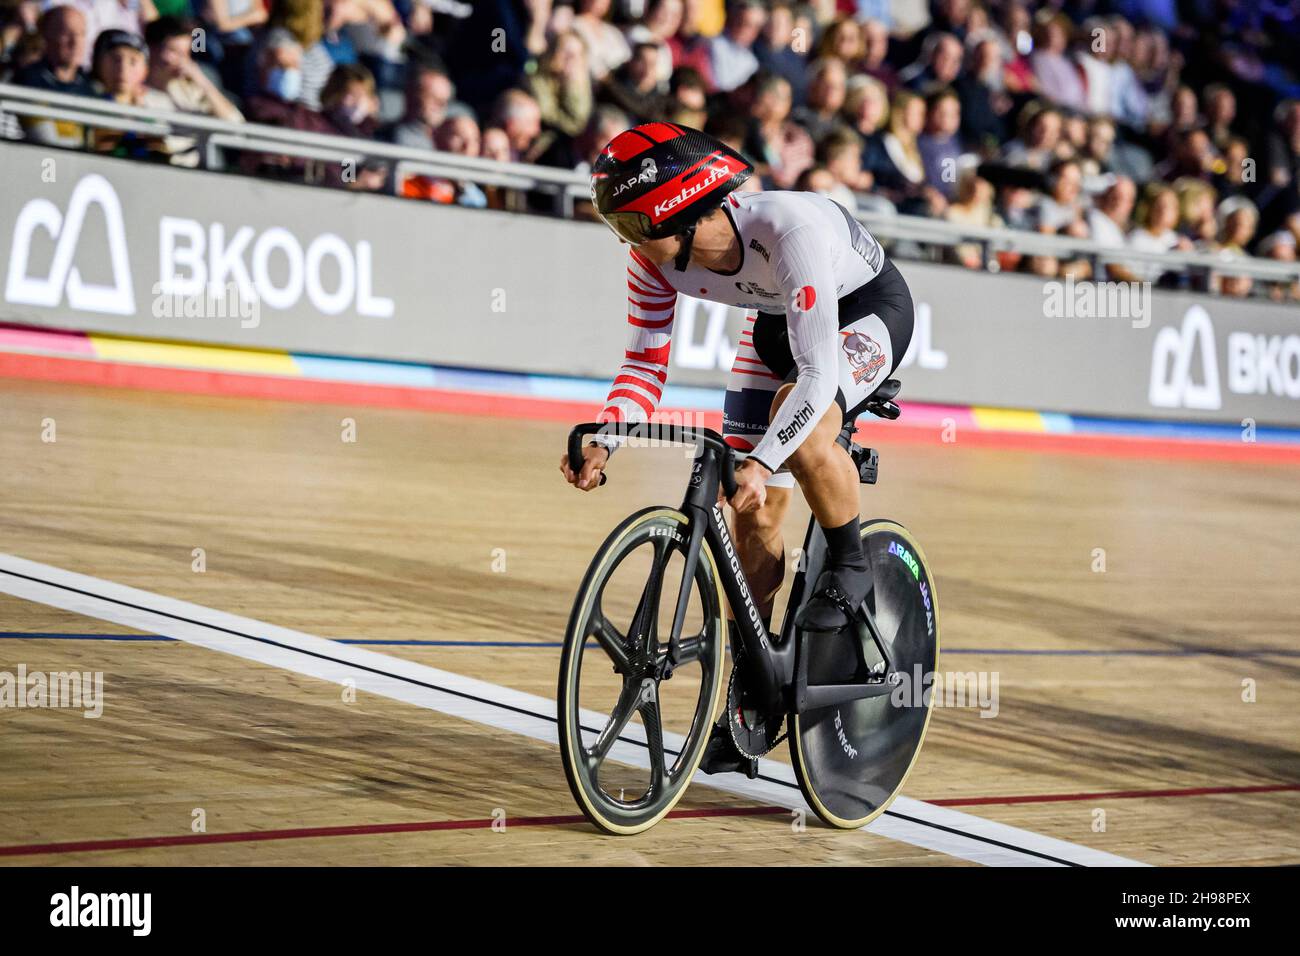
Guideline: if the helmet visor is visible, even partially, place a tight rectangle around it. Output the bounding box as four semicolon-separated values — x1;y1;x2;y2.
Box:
596;208;655;245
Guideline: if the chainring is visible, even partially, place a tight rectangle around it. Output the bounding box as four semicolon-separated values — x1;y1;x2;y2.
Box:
725;666;786;760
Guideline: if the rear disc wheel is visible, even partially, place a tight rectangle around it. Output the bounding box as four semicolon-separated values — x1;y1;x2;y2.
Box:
789;519;940;829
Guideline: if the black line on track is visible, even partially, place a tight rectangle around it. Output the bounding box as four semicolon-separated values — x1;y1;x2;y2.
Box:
0;565;1078;866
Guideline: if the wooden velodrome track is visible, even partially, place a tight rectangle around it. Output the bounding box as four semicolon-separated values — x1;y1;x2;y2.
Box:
0;375;1296;866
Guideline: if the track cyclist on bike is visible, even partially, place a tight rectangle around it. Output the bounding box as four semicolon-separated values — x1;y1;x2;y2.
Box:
560;123;916;773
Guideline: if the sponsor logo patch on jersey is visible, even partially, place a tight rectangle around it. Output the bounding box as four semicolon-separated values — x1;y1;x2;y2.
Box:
841;330;886;384
792;285;817;312
749;237;770;261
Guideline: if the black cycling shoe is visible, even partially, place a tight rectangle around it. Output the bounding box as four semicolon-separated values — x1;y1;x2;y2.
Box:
698;715;758;778
794;564;869;632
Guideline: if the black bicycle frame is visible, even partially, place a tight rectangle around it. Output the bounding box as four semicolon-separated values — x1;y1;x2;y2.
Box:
568;422;898;717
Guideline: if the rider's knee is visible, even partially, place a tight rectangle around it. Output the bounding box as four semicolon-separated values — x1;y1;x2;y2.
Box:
786;438;835;480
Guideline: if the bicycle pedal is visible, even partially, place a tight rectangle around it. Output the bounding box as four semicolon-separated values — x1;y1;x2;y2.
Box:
857;447;879;485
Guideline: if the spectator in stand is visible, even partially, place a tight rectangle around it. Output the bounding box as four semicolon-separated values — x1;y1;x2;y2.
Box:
1212;197;1259;297
145;15;243;122
1174;176;1218;246
527;30;594;139
1001;102;1061;171
380;59;455;150
89;29;197;165
1106;16;1148;129
1154;126;1216;182
573;104;630;173
1078;116;1115;178
264;0;333;110
194;0;268;93
490;87;544;163
954;35;1009;152
791;57;846;145
599;41;667;124
59;0;155;68
1029;12;1084;113
14;5;93;147
997;0;1037;96
0;1;41;64
794;163;838;197
817;16;863;69
14;3;91;95
944;171;1003;269
918;86;962;200
1256;230;1300;302
709;0;764;93
900;31;962;94
626;0;683;86
1087;175;1139;280
668;0;714;88
1202;84;1237;152
572;0;629;81
481;125;511;163
665;65;708;127
1265;100;1300;191
1060;110;1088;160
819;127;871;211
926;0;971;42
400;113;487;207
318;63;388;191
843;74;889;148
744;71;813;189
1034;158;1085;233
1214;136;1251;201
858;17;897;94
326;0;407;90
1128;182;1192;282
1074;17;1114;120
868;88;929;209
241;31;333;180
753;0;807;104
319;62;378;138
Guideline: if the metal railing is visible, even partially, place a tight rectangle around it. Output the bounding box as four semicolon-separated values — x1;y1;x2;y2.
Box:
2;81;1298;289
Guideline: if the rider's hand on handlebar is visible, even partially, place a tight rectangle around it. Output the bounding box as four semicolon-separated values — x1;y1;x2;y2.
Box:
728;458;771;513
560;443;609;491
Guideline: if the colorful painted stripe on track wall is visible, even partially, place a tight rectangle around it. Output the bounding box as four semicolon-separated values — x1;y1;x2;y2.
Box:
1;322;1298;464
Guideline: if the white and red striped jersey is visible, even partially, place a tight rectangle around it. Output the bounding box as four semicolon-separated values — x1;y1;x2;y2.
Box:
597;189;887;472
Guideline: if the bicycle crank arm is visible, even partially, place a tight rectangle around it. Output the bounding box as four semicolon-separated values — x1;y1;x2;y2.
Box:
796;677;898;713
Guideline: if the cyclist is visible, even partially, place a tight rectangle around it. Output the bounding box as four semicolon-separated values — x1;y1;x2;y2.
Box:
560;123;914;772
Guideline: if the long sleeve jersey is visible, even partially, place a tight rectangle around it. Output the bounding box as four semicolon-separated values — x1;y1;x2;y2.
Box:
598;189;886;472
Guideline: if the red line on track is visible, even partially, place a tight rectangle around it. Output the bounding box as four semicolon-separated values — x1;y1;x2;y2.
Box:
0;806;787;857
2;351;1299;464
3;785;1295;857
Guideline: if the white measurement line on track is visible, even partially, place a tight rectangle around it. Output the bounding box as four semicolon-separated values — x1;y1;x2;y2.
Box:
0;552;1144;867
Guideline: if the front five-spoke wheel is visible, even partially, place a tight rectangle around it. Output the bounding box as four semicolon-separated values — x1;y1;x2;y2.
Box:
558;508;726;835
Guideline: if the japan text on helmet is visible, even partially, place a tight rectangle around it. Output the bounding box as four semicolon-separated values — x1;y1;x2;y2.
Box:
590;123;754;244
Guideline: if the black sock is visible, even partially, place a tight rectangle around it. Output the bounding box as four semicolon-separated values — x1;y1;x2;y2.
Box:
822;517;866;572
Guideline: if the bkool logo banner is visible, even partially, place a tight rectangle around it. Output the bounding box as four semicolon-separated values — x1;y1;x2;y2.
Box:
5;173;394;319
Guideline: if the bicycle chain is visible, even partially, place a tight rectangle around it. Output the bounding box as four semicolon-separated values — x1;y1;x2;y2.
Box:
725;663;787;760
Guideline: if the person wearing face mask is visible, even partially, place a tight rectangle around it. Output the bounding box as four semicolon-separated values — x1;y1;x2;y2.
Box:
242;30;334;181
320;62;379;138
319;63;389;192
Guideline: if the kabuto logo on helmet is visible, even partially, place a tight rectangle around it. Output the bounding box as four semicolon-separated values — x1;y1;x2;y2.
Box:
651;158;744;220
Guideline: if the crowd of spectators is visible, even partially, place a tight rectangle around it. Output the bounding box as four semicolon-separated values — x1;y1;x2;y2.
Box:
2;0;1299;298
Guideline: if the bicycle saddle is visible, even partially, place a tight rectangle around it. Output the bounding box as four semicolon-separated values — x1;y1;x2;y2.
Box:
864;378;901;420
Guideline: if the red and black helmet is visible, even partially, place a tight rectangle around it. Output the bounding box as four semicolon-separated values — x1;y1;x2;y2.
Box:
590;123;754;244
